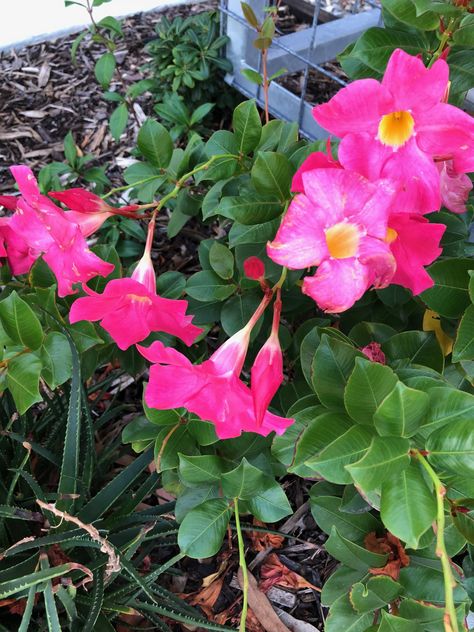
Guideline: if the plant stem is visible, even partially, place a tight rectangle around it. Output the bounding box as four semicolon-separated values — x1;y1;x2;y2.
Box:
102;176;163;200
261;49;270;124
6;442;31;505
428;18;456;67
415;451;459;632
234;498;249;632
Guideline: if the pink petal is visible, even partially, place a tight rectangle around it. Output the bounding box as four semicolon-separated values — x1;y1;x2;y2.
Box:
137;341;192;367
338;133;392;181
0;196;19;211
438;160;473;214
382;49;449;112
251;334;283;426
312;79;393;137
65;210;113;237
389;213;445;295
100;300;153;349
49;188;110;213
358;236;396;288
267;193;328;268
148;295;203;346
69;293;121;324
416;103;474;171
303;258;371;313
145;363;205;410
10;165;40;204
291;151;341;193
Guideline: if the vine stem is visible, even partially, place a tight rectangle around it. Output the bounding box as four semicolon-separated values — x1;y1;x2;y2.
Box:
415;451;459;632
234;498;249;632
261;49;270;124
427;17;456;68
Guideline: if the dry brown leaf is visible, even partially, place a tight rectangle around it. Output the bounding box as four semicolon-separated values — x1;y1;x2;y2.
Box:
237;568;291;632
38;62;51;88
365;531;410;580
187;576;225;618
249;519;285;552
259;554;320;593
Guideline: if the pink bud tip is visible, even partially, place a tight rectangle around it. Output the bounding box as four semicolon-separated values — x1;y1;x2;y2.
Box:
360;342;386;365
244;256;265;280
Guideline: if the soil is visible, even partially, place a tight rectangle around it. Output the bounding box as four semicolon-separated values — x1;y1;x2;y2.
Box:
276;61;348;105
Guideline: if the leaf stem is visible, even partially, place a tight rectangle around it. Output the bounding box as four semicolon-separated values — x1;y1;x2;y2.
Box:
234;498;249;632
428;18;455;68
415;451;459;632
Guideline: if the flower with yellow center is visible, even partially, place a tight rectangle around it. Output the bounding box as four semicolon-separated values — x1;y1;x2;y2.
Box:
325;222;360;259
378;111;415;149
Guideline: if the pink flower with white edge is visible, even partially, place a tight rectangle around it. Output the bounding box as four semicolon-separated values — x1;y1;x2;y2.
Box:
267;168;396;313
251;292;284;427
385;214;445;295
437;160;473;214
313;49;474;213
69;222;202;350
6;166;113;293
137;293;294;439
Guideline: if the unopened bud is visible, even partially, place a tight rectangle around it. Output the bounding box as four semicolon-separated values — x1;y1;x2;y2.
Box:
244;256;265;280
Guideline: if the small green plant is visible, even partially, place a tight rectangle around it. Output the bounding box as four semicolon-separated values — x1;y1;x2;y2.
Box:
154;93;215;141
146;11;233;108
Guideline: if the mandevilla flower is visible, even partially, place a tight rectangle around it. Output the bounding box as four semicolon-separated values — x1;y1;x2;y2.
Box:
291;139;341;193
251;291;284;426
138;294;294;439
69;219;202;350
267;168;396;313
437;160;473;214
6;166;114;295
313;49;474;214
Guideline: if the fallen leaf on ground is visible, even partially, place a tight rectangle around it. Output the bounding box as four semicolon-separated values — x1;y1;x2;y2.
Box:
259;553;320;593
365;531;410;580
238;568;291;632
249;519;285;552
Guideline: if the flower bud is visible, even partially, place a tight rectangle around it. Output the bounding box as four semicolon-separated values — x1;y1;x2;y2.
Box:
244;256;265;280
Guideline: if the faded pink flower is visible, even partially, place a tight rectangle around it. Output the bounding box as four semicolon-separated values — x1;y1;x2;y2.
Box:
138;294;294;439
69;222;202;350
360;342;386;364
267;168;396;313
437;160;473;214
251;292;284;426
6;166;113;294
386;214;445;295
313;49;474;213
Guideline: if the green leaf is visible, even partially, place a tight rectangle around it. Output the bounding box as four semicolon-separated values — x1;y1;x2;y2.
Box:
378;611;419;632
241;68;263;85
7;353;42;414
0;291;43;350
419;386;474;436
382;331;443;372
232;100;262;154
325;526;388;571
344;357;398;424
156;271;186;299
309;492;380;541
346;436;410;491
374;382;429;437
0;564;76;599
453;304;474;361
205;130;239;158
312;335;363;409
221;458;267;499
186;271;236;302
40;332;72;390
209;242;234;280
350;576;402;614
179;454;225;487
218;195;282;225
382;0;439;29
122;416;160;447
137;119;173;169
70;30;88;65
228;218;279;247
63;131;77;166
448;49;474;95
421;258;473;318
380;463;436;548
109;102;128;141
325;594;372;632
251;151;293;201
321;566;368;606
178;498;231;558
247;478;292;522
220;292;262;338
98;15;123;36
241;2;259;27
306;425;375;484
94;52;116;89
426;419;474;477
453;14;474;46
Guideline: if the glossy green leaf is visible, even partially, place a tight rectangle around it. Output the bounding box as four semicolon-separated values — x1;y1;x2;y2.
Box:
209;242;234;280
350;576;402;613
40;332;72;390
421;258;473;318
325;526;388;571
137;118;173;169
94;52;116;89
325;594;372;632
7;353;42;414
378;611;419;631
312;335;363;409
0;291;43;350
309;492;380;541
453;304;474;361
380;463;436;548
382;331;443;372
347;436;410;492
178;498;231;558
175;485;220;523
247;478;292;522
218;195;282;225
374;382;429;437
186;271;236;302
251;151;293;201
321;566;368;607
178;454;225;487
427;419;474;477
344;358;398;424
122;416;161;446
382;0;439;29
453;14;474;46
232;100;262;154
109;102;128;141
306;425;375;484
221;458;266;499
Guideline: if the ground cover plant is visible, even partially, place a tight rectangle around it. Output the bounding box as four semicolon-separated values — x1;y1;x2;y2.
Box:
0;0;474;630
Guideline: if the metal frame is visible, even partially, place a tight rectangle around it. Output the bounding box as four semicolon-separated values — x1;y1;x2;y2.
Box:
220;0;381;138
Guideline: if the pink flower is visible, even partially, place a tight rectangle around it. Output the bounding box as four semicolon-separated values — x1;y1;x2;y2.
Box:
437;160;473;214
0;196;19;211
251;292;284;426
385;214;445;295
360;342;386;364
291;139;341;193
244;256;265;280
313;49;474;213
69;222;202;350
138;293;294;439
267;168;396;313
6;166;113;293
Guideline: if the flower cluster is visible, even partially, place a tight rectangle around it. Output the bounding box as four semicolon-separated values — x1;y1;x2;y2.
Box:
267;49;474;312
